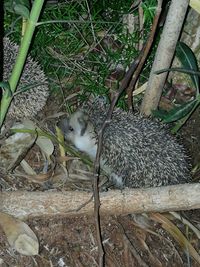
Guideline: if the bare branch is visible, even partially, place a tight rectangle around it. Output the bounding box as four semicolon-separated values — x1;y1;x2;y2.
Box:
1;183;199;219
140;0;190;115
127;0;163;111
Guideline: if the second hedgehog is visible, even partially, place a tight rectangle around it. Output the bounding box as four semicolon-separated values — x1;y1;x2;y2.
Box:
3;37;49;121
58;99;191;188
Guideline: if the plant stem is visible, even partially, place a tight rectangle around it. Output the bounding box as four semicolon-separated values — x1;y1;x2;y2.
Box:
0;0;45;128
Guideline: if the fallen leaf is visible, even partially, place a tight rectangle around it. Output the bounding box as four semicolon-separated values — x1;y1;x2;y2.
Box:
0;212;39;256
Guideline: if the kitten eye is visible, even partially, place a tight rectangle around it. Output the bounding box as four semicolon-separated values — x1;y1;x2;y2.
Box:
69;126;74;132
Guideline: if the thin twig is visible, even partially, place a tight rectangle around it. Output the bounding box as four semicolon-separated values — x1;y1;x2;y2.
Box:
85;0;97;43
92;18;151;267
92;43;144;267
92;2;163;265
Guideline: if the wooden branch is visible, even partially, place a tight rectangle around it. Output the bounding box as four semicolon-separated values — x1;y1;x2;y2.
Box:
1;183;199;219
140;0;190;115
126;0;163;111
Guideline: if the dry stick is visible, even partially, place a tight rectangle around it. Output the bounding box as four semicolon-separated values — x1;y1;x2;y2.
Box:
93;1;162;266
93;2;164;265
93;23;148;267
140;0;190;115
93;39;146;267
93;40;146;267
1;183;200;218
127;0;163;111
138;3;144;51
93;165;104;266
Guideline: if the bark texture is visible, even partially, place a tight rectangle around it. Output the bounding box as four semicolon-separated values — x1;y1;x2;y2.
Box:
140;0;190;115
0;183;199;219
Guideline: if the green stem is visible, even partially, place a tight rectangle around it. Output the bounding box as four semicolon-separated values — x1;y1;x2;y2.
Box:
0;0;45;128
36;20;116;26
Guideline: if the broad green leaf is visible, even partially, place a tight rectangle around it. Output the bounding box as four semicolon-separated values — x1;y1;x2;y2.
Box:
152;109;169;120
153;100;197;123
14;4;30;18
4;0;30;17
171;95;200;133
175;42;199;92
15;0;30;8
163;99;197;123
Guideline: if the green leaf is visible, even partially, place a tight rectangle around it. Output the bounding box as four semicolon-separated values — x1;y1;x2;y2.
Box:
171;95;200;133
152;109;169;120
15;0;30;8
153;100;198;123
0;81;12;97
155;67;200;76
14;4;30;18
175;42;199;92
4;1;13;12
163;100;197;123
4;0;30;18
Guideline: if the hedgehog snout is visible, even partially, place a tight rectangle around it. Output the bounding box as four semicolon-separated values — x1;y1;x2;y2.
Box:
58;112;97;159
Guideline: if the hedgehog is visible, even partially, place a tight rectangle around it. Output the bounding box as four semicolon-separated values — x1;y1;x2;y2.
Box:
58;97;191;189
2;37;49;121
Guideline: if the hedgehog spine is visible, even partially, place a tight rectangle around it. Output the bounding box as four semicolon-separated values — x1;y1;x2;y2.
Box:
58;99;191;188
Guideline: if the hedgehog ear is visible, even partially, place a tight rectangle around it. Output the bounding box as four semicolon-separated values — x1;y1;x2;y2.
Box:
78;112;89;136
57;118;69;134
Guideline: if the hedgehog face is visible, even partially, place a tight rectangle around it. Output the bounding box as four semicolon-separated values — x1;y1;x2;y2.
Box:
59;111;97;159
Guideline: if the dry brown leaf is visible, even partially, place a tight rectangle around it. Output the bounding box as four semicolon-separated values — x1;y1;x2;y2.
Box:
18;156;56;183
0;212;39;256
0;130;36;171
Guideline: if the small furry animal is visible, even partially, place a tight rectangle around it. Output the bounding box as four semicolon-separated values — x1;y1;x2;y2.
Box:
2;37;49;121
58;98;191;188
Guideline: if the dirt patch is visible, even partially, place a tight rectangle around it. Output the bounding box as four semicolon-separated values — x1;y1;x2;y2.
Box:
0;214;199;267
